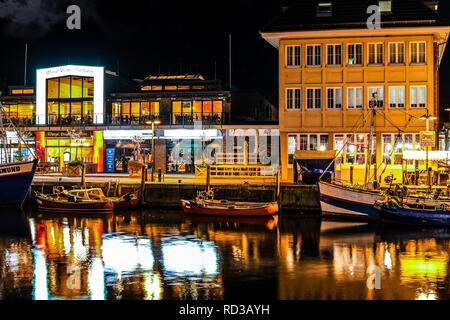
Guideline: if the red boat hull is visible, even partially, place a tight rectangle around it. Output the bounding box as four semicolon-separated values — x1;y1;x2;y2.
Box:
181;200;277;217
36;195;114;213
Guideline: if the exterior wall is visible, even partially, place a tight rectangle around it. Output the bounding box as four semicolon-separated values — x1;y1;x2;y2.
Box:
278;33;438;182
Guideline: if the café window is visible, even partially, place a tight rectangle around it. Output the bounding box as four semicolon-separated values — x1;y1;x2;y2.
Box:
288;133;329;165
382;133;421;165
340;134;376;165
172;100;224;125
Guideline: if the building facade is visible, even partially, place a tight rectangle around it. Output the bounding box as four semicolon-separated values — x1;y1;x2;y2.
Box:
261;0;450;184
0;65;278;176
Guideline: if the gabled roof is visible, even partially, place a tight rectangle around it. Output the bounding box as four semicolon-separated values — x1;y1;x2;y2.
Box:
261;0;449;33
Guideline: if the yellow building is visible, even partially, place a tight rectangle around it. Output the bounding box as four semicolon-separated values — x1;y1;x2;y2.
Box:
261;0;450;184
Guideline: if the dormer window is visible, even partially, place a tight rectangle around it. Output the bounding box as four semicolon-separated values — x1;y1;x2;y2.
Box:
378;0;392;13
317;2;332;17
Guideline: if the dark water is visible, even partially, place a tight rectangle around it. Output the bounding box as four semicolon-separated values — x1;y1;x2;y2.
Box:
1;207;450;300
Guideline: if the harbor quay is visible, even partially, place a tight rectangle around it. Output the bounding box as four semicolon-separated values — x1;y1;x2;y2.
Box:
30;173;320;212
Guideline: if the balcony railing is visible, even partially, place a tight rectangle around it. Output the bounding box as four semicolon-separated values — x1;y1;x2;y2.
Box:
2;112;229;127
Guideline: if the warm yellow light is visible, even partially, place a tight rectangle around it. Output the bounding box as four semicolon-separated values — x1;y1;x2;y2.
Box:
146;119;161;125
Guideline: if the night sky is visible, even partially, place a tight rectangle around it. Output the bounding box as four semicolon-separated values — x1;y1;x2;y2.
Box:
1;0;450;108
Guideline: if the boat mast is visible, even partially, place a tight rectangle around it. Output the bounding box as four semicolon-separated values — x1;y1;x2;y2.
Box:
0;106;10;164
364;93;377;189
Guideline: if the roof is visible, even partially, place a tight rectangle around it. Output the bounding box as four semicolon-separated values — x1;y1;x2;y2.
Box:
261;0;449;33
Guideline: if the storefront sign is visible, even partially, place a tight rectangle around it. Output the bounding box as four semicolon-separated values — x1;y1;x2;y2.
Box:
103;130;155;140
420;131;435;147
105;148;115;173
45;131;91;138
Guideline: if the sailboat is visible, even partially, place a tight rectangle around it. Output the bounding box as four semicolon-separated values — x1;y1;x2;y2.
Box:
0;103;38;207
318;93;384;218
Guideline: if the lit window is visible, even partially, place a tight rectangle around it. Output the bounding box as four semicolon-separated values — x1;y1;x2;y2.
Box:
410;42;426;64
410;86;426;108
389;87;405;108
317;2;332;16
389;43;405;64
347;44;363;65
347;87;363;109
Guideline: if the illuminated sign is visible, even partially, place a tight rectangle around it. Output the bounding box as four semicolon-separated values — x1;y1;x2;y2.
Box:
420;131;435;147
403;150;450;160
103;130;155;140
163;129;220;139
36;65;104;125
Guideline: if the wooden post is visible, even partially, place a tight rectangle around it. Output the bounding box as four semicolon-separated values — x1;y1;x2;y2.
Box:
140;165;147;205
81;164;86;186
275;168;280;202
206;165;211;192
350;166;354;185
158;168;162;182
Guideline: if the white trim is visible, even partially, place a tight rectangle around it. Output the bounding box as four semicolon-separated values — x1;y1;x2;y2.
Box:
285;45;301;67
36;65;104;125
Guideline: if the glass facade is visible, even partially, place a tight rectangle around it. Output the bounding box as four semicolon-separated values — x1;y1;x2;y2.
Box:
46;76;94;125
171;100;223;125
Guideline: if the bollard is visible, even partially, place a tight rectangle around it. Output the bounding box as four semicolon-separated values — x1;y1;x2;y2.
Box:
350;166;354;185
140;165;148;205
206;165;211;192
81;164;86;187
158;168;162;182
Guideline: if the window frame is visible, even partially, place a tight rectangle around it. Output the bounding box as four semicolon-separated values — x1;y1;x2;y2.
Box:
347;43;363;66
286;88;302;111
326;44;342;66
410;41;426;65
368;42;384;65
347;87;363;110
306;44;322;67
388;86;405;109
306;87;322;110
388;42;405;65
368;87;384;109
326;87;342;109
410;86;427;108
286;45;302;67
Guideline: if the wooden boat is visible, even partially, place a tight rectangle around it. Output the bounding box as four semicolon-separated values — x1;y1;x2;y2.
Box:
35;189;114;213
45;187;138;209
181;190;278;217
374;197;450;226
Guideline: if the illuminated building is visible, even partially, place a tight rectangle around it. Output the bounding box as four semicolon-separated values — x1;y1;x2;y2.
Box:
261;0;450;183
0;66;277;174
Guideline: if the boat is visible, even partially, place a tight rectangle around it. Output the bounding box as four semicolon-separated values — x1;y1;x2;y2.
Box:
45;186;138;209
0;104;38;207
374;196;450;226
35;188;114;213
181;189;278;217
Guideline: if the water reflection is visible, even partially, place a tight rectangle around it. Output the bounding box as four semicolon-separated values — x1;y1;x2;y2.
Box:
3;208;450;299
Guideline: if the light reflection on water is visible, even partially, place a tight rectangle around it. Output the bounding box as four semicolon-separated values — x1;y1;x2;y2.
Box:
2;208;450;300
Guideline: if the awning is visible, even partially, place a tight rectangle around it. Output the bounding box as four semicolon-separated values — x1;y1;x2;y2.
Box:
403;151;450;161
294;150;336;160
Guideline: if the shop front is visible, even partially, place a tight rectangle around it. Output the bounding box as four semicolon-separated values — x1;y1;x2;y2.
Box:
35;131;103;173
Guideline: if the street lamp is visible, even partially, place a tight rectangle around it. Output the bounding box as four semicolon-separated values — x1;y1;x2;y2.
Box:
145;119;161;182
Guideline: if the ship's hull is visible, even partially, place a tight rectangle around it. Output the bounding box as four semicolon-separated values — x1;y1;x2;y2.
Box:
181;200;277;217
35;194;114;213
374;201;450;226
318;181;383;218
0;159;38;207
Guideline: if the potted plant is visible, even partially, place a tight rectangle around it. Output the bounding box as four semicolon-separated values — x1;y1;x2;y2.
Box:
67;159;84;177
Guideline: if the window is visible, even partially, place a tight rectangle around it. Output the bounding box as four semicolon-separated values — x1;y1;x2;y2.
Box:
382;133;421;165
340;133;376;165
368;87;384;108
306;88;322;109
286;45;301;67
288;134;329;164
389;43;405;64
410;86;426;108
327;44;342;65
347;87;363;109
411;42;426;64
379;0;392;12
307;45;322;66
368;43;384;64
317;2;332;17
348;44;363;65
327;88;342;109
389;87;405;108
286;88;301;110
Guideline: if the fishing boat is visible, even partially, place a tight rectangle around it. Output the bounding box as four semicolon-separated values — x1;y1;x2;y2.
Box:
38;187;138;210
0;104;38;207
374;196;450;226
181;189;278;217
35;189;114;213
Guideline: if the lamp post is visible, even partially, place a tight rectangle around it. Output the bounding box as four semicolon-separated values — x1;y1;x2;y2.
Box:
419;109;437;189
146;119;161;182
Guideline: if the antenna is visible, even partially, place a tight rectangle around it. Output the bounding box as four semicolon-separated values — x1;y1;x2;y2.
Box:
229;34;232;90
24;44;28;86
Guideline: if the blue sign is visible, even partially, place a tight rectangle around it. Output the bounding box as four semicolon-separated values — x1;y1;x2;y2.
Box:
105;148;115;173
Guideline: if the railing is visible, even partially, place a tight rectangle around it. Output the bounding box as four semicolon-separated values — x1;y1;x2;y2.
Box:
3;112;229;127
